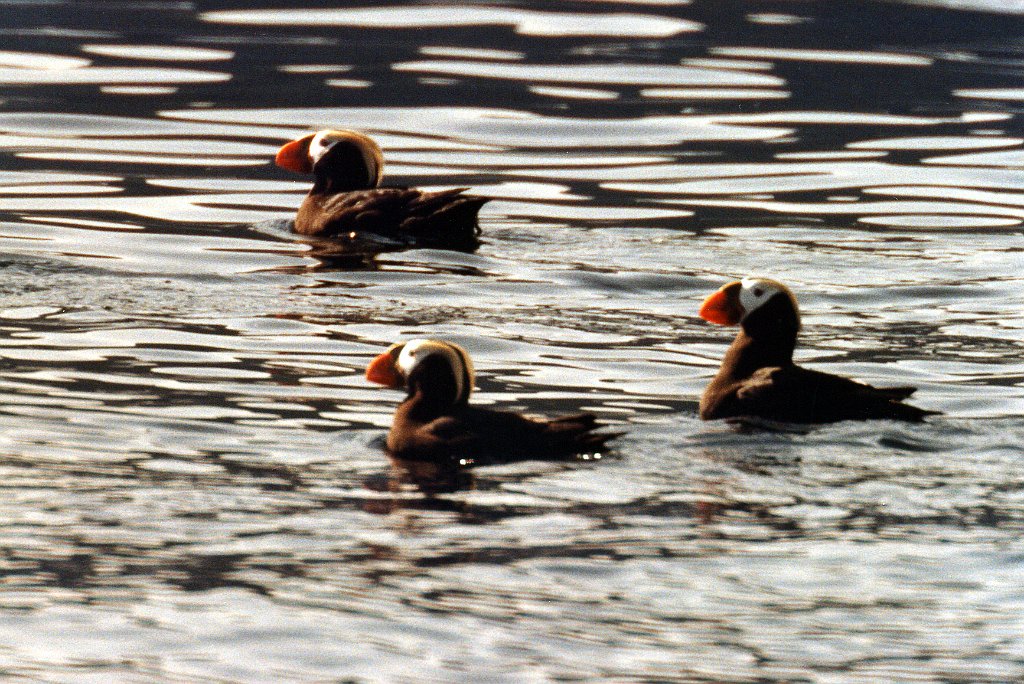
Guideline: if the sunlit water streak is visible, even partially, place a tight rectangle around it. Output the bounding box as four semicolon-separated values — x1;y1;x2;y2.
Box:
0;0;1022;681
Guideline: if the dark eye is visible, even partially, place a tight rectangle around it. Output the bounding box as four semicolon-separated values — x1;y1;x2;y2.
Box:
753;287;764;297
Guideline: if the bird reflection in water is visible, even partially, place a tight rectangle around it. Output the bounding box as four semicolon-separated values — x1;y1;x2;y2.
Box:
363;440;608;506
365;452;475;499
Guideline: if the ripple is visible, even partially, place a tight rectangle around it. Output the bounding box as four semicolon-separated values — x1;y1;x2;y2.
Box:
0;190;293;224
850;136;1023;150
325;78;372;89
0;50;90;69
0;113;233;135
201;7;703;38
716;111;1000;125
0;183;120;196
530;85;619;100
100;86;179;96
603;160;1024;194
0;306;63;320
386;150;666;168
668;196;1024;222
278;64;352;74
17;151;264;167
394;60;785;87
81;44;235;61
712;46;934;66
488;200;688;221
1;1;1024;681
924;149;1024;167
682;57;775;71
900;0;1024;11
162;107;793;147
24;216;145;231
0;66;230;85
858;214;1022;228
0;171;118;184
470;181;585;201
746;12;810;26
642;87;790;100
137;458;226;474
956;87;1024;100
419;46;524;61
0;134;276;157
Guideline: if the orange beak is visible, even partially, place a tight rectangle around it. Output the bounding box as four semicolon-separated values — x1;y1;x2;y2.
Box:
275;134;315;174
366;351;405;388
699;281;744;326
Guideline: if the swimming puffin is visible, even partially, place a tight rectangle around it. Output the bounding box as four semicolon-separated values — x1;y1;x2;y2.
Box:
275;129;487;250
366;339;618;463
698;278;937;424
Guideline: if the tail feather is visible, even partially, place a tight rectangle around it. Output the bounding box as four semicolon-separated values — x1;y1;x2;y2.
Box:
409;187;471;208
577;430;626;453
400;191;487;248
877;386;918;401
542;412;621;455
866;384;938;422
549;412;599;429
884;401;941;422
425;198;487;238
408;188;487;218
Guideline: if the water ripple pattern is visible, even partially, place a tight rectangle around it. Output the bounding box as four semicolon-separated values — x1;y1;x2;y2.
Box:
0;0;1021;681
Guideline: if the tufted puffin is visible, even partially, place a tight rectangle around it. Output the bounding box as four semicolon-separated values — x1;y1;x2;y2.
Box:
698;278;937;424
275;129;487;250
366;339;619;464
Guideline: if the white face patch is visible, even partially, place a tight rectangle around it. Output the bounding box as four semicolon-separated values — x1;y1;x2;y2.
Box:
308;131;337;166
396;339;475;403
738;278;798;319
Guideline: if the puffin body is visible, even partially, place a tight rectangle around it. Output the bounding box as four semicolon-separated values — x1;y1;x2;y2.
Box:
366;339;617;464
698;278;936;424
275;130;487;250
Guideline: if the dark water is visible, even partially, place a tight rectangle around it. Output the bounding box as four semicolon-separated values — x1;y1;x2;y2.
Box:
0;0;1022;681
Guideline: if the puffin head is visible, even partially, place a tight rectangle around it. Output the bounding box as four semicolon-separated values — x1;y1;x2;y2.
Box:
366;339;475;407
699;278;801;332
275;129;384;190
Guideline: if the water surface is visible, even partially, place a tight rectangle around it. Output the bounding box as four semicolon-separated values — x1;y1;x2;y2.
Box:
0;1;1022;681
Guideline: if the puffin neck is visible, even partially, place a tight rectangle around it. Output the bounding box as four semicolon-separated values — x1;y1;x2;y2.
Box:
311;142;376;194
729;294;800;373
404;355;468;417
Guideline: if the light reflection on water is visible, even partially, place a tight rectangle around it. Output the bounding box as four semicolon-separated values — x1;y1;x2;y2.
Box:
201;6;705;38
0;0;1022;681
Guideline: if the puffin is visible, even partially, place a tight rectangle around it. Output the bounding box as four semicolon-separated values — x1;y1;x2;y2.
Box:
366;339;619;464
698;278;937;424
274;129;488;250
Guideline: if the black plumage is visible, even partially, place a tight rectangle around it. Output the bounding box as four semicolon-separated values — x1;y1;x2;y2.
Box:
699;279;937;424
276;129;487;250
366;339;618;464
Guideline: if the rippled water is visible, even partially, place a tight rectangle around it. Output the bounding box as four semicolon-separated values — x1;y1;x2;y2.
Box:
0;1;1023;681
